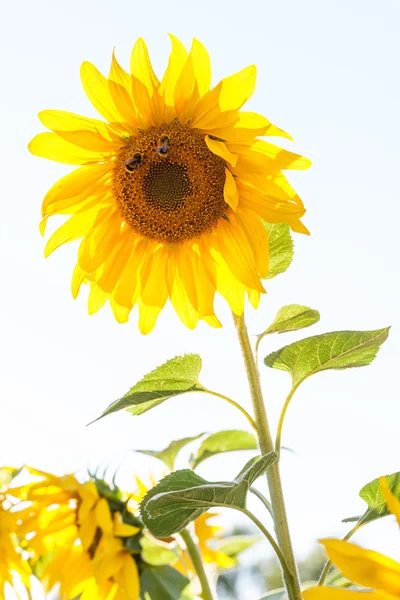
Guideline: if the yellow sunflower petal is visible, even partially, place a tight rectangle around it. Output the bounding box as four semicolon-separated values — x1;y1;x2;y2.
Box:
113;512;141;538
88;282;109;315
95;498;113;534
211;111;292;142
205;136;238;167
217;219;265;292
167;248;199;329
38;110;123;146
42;164;111;215
218;65;257;111
223;168;240;211
79;512;98;551
110;297;131;324
321;538;400;597
95;229;136;293
71;262;88;299
44;206;114;257
191;38;211;97
380;477;400;526
80;61;129;125
160;34;188;107
236;209;269;277
29;132;112;165
130;38;160;92
118;554;140;600
109;52;140;130
78;212;121;272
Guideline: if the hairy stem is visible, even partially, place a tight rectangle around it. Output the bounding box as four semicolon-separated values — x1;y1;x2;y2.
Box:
233;312;302;600
180;528;214;600
242;507;292;579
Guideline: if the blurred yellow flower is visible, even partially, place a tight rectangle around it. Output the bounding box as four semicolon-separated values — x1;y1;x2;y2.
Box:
0;498;31;600
8;467;141;600
30;35;310;333
303;539;400;599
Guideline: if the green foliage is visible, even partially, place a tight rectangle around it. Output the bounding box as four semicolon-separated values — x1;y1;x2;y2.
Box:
263;223;294;279
190;430;258;469
265;328;389;387
140;535;178;566
261;304;320;336
136;434;205;470
93;355;203;422
141;453;277;537
140;565;193;600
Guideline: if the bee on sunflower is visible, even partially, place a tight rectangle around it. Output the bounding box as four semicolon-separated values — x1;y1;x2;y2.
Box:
29;35;310;333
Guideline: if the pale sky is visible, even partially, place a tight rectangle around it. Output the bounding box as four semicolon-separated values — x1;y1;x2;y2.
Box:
1;0;399;583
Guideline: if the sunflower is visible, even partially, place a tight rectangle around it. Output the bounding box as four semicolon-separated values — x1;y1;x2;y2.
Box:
29;35;310;333
7;467;142;600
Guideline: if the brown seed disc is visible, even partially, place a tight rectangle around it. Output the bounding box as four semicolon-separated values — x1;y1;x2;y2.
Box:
113;120;228;244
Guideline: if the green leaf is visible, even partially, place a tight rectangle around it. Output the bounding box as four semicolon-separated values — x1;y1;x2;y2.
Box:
264;223;294;280
190;430;258;469
92;355;203;422
262;304;320;336
141;452;277;537
136;434;205;471
140;534;178;566
264;328;390;388
359;472;400;524
216;535;260;558
140;565;193;600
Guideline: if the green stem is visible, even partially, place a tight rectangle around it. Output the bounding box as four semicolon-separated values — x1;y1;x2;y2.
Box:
250;486;273;518
318;516;367;585
233;312;302;600
241;507;292;580
180;528;214;600
200;386;257;432
275;386;297;454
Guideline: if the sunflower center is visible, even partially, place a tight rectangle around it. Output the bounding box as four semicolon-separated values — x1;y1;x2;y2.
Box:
113;120;228;244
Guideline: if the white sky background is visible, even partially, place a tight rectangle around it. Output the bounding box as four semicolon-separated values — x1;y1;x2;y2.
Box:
1;0;399;577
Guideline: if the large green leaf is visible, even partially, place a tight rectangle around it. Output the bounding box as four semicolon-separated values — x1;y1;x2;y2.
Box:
190;430;258;469
136;434;205;470
264;328;389;387
262;304;320;336
92;355;203;422
264;223;294;280
140;565;193;600
141;453;277;537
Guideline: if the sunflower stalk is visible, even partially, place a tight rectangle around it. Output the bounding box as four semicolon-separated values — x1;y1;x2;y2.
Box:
180;528;215;600
233;312;302;600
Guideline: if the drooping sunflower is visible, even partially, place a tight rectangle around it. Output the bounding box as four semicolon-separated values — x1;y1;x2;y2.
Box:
30;35;310;333
8;467;142;600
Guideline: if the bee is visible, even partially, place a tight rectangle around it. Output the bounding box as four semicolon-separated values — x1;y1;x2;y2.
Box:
124;153;143;172
156;135;170;156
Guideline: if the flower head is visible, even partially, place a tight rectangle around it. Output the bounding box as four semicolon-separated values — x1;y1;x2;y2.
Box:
7;467;142;600
30;35;310;333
